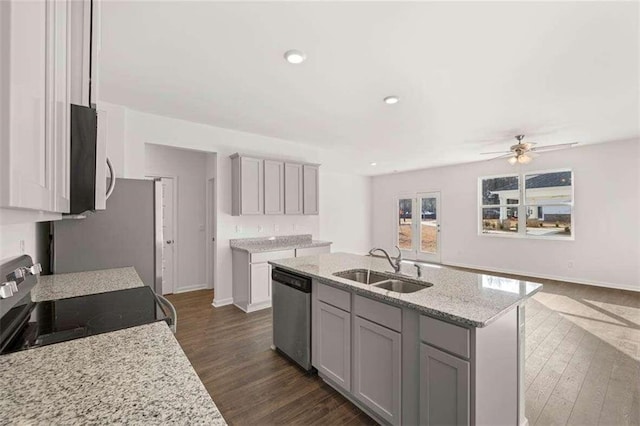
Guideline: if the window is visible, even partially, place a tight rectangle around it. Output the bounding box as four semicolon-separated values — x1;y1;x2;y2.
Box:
397;198;414;250
479;170;573;239
396;193;441;262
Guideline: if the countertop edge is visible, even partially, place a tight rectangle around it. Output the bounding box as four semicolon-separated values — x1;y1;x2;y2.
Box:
231;240;332;254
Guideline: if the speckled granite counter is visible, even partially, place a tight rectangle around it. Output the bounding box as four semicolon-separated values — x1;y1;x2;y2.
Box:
230;234;331;253
0;321;226;425
269;252;542;327
33;267;144;302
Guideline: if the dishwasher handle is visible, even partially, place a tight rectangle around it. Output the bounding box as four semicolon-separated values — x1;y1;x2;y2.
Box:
272;268;311;293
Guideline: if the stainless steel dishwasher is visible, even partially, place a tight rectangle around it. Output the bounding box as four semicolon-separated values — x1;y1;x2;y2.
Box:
272;268;312;371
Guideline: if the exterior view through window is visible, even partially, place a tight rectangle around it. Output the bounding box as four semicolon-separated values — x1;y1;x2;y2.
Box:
480;170;573;238
398;198;413;250
397;193;441;262
420;197;437;253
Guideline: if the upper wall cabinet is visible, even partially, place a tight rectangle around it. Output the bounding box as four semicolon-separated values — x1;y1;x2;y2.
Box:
303;165;319;215
0;0;71;213
264;160;284;215
231;154;320;216
284;163;303;215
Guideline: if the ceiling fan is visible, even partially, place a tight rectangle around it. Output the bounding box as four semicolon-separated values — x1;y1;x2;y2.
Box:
481;135;578;165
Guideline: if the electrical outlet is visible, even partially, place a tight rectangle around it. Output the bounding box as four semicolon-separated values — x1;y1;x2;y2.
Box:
19;240;25;254
258;225;264;232
274;225;279;232
567;261;574;269
236;225;242;233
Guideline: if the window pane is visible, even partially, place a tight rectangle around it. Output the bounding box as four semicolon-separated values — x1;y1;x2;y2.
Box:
420;197;437;253
526;205;572;237
398;198;413;250
481;176;519;205
481;207;518;234
525;171;572;205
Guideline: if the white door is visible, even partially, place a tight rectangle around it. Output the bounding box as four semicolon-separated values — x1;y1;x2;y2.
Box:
396;192;441;263
160;177;176;295
417;192;441;263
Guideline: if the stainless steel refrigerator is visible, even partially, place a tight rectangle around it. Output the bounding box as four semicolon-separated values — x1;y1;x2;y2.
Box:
52;178;163;293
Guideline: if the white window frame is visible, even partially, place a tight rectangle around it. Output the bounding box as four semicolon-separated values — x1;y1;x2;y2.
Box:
395;192;442;262
478;169;574;241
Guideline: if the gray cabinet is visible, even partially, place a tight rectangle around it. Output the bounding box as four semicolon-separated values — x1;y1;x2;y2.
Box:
231;155;264;215
303;164;319;215
316;301;351;391
419;343;470;426
353;316;402;425
264;160;284;215
250;262;271;305
284;163;303;215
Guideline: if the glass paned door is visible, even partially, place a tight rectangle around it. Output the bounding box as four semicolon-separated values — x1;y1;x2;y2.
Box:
397;198;414;251
418;192;441;262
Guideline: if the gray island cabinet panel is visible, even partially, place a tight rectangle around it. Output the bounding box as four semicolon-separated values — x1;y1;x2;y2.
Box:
316;301;351;391
303;164;319;215
284;163;303;215
353;316;402;425
419;343;470;426
264;160;284;215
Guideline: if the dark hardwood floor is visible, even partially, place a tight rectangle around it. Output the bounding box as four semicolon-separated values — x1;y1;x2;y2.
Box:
167;275;639;426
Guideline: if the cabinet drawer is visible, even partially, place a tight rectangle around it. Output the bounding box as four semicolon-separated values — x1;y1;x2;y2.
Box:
317;283;351;312
251;249;296;263
296;245;330;257
420;315;470;359
354;295;402;332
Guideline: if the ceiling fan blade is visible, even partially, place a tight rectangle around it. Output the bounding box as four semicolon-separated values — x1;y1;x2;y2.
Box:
531;142;577;152
480;150;512;155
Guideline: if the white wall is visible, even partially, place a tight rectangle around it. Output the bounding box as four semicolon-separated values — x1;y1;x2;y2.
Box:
145;144;208;292
320;171;372;254
371;139;640;291
101;105;371;305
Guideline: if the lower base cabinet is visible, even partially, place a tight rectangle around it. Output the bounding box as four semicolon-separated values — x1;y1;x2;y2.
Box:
250;262;271;305
316;301;351;390
419;343;470;426
353;316;402;425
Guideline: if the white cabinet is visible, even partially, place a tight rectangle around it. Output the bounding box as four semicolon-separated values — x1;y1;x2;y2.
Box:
0;0;70;213
231;155;264;215
231;154;319;216
316;301;351;391
353;316;402;425
419;343;470;426
284;163;303;215
303;164;319;215
250;262;271;305
264;160;284;215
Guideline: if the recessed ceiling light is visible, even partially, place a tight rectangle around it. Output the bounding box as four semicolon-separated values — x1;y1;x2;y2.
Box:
284;50;306;64
383;96;399;105
370;162;377;166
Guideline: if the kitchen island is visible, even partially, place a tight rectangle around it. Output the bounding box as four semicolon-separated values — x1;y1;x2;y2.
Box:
270;252;542;426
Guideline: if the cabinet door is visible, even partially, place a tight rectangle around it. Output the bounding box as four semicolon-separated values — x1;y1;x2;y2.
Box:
302;164;319;215
240;157;264;215
52;0;70;213
264;160;284;215
317;301;351;391
0;0;53;211
284;163;303;215
353;316;402;425
250;262;270;305
419;343;470;426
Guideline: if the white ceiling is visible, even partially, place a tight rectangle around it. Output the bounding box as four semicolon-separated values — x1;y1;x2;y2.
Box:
99;1;639;175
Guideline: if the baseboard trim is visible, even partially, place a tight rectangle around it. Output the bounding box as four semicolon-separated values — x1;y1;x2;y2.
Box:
173;284;210;294
444;261;639;292
212;297;233;308
233;301;271;313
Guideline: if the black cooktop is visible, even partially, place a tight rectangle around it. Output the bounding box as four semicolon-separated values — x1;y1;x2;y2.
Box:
1;286;171;355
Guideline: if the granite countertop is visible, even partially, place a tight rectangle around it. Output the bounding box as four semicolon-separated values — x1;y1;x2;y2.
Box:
0;322;226;425
32;267;144;302
269;253;542;328
229;234;332;253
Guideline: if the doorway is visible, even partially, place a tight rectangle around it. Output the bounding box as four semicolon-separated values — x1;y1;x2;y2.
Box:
396;192;441;263
206;177;216;292
148;175;178;295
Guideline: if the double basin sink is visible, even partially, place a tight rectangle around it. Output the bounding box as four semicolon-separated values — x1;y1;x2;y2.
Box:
333;269;432;293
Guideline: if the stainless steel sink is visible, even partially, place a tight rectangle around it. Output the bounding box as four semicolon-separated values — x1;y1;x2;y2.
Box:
333;269;390;285
373;279;431;293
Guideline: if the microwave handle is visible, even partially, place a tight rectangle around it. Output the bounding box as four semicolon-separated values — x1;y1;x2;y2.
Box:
105;157;116;200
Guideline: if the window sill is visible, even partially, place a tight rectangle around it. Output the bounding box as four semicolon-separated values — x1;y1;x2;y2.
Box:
479;232;575;241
